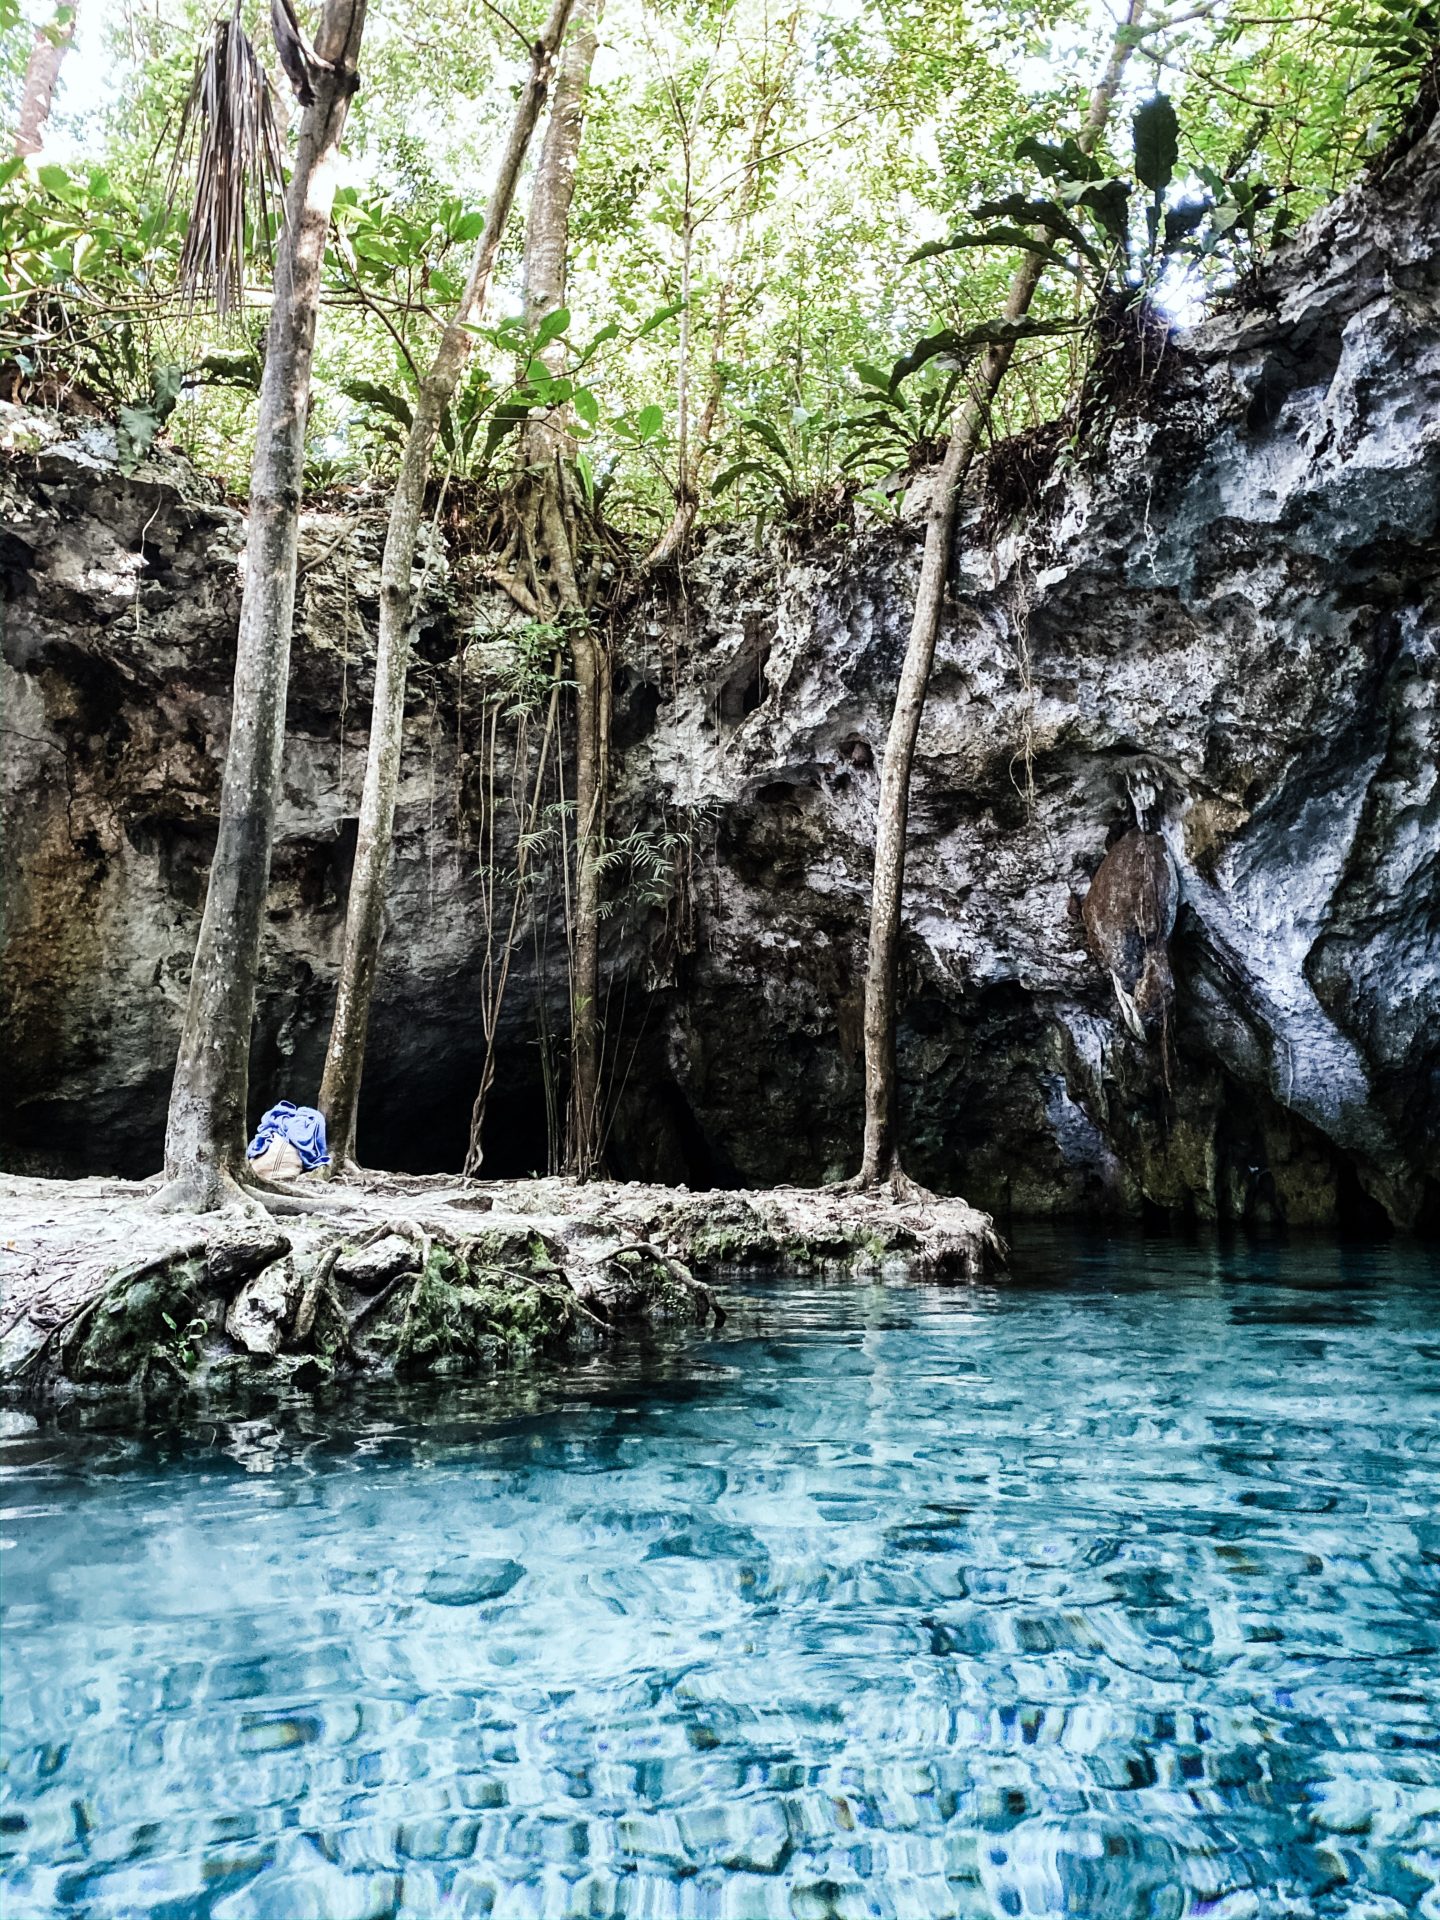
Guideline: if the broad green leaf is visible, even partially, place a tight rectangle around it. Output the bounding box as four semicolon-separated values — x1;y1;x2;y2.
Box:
536;305;570;347
37;163;78;202
888;329;972;392
1164;200;1209;247
909;227;1084;276
1133;94;1180;195
1015;135;1101;183
636;403;664;440
1069;178;1132;247
634;299;685;339
711;458;790;495
340;378;415;432
573;386;600;426
740;415;790;461
972;194;1104;265
484;402;531;460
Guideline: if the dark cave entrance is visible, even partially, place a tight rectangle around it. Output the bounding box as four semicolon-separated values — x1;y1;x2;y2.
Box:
354;1041;556;1178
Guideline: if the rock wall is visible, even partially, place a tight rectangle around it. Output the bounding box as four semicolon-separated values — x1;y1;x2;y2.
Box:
3;116;1437;1228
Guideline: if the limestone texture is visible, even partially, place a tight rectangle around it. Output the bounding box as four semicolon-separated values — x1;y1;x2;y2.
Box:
2;116;1437;1230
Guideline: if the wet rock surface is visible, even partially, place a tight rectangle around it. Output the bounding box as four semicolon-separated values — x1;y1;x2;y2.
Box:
0;1171;994;1398
1;119;1437;1230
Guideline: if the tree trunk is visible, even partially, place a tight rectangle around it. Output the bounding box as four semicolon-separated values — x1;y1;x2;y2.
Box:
644;4;801;569
537;480;605;1178
522;0;603;354
856;1;1144;1187
515;0;606;1178
157;0;367;1212
13;0;78;158
317;0;577;1171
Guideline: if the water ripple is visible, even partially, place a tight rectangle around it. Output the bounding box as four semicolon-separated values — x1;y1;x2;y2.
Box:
2;1231;1439;1918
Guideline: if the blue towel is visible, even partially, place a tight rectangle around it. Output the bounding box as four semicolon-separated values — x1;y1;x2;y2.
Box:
247;1101;331;1171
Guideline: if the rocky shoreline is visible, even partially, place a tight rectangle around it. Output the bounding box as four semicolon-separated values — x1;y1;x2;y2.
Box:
0;1173;1001;1401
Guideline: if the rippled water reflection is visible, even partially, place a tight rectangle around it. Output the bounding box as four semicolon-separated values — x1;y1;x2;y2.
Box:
3;1232;1440;1919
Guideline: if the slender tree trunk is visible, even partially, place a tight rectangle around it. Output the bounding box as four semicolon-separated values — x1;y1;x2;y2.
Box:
317;0;577;1170
539;482;605;1177
157;0;367;1212
516;0;607;1178
522;0;603;368
13;0;78;158
458;0;603;1175
856;1;1144;1187
643;9;800;569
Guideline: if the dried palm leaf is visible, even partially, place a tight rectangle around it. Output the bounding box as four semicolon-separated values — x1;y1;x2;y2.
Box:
167;0;285;322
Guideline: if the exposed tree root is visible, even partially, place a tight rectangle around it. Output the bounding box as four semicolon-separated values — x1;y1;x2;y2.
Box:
147;1164;350;1218
146;1165;265;1216
830;1166;938;1205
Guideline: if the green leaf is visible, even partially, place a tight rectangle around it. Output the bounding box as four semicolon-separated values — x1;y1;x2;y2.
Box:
0;156;24;192
908;227;1084;276
711;458;789;496
577;320;620;360
535;305;570;347
484;401;531;460
1069;178;1131;247
340;377;414;432
972;194;1104;265
634;298;685;339
573;386;600;427
853;360;892;392
890;316;1080;392
740;415;791;462
36;163;79;202
1164;200;1209;247
116;404;162;475
636;403;665;440
888;329;979;392
151;362;184;418
1133;94;1180;195
1015;135;1101;183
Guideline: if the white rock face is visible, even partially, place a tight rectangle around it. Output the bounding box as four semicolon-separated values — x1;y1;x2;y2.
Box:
2;121;1436;1227
225;1257;301;1358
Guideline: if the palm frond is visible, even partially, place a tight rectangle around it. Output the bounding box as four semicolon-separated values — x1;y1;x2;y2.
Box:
167;0;285;322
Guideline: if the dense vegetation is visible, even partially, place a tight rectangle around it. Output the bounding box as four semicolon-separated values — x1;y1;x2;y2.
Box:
3;0;1433;522
3;0;1433;1200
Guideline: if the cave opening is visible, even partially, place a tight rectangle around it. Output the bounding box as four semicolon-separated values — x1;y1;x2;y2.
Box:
355;1042;556;1178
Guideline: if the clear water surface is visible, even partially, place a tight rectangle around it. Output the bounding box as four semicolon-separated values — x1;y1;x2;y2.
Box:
3;1232;1439;1920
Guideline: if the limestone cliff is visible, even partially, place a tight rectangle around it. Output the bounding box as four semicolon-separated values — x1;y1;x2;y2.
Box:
2;114;1437;1228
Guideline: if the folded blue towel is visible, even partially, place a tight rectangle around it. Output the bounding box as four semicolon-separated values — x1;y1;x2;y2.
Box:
247;1101;331;1171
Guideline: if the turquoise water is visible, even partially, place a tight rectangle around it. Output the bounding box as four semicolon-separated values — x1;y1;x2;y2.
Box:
3;1233;1439;1920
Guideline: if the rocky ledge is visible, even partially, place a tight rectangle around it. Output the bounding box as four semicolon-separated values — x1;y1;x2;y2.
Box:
0;1175;1000;1399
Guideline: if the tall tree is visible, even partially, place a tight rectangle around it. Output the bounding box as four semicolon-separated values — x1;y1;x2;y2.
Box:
12;0;77;157
158;0;368;1211
644;0;801;568
854;0;1147;1190
317;0;578;1173
458;0;609;1178
522;0;606;1179
157;0;368;1205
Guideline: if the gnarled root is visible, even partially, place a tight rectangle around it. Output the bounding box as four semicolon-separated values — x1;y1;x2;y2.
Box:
147;1165;265;1217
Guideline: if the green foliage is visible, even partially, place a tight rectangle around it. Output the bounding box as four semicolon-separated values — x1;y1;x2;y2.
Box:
3;0;1429;513
116;360;184;472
